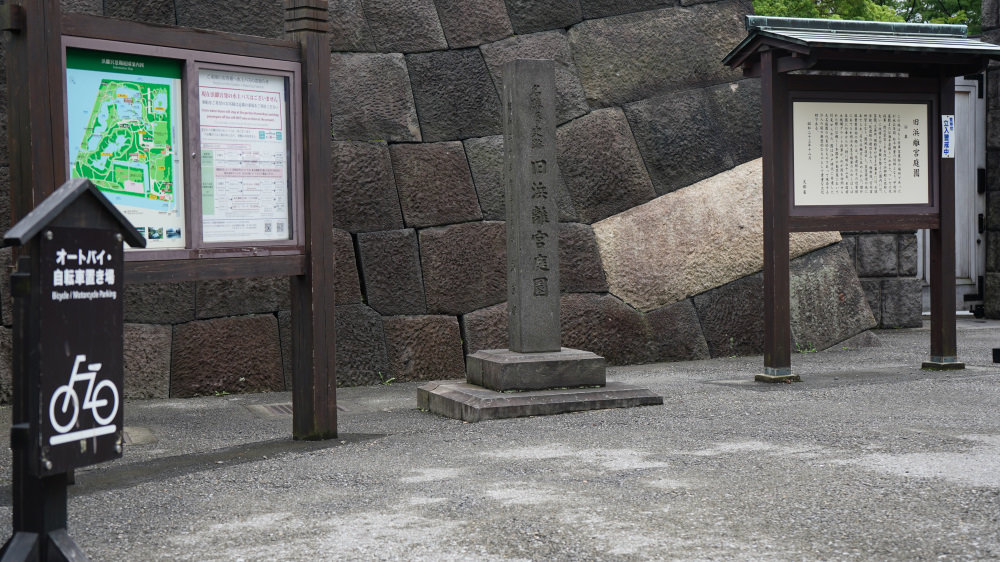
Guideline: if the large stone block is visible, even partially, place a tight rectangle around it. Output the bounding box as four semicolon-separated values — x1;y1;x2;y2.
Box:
383;315;465;382
196;277;289;319
593;159;841;312
171;315;284;397
333;228;363;306
463;135;577;222
984;0;999;32
580;0;671;18
692;273;764;358
880;277;923;328
329;0;375;51
503;0;582;34
331;141;404;233
123;323;171;399
466;348;605;391
61;0;101;14
330;54;421;142
898;233;918;277
626;79;761;195
645;299;710;362
0;326;9;403
986;273;1000;318
480;31;589;124
407;49;503;141
559;223;607;293
420;222;507;315
104;0;175;24
557;108;656;223
987;232;1000;273
568;2;746;108
390;142;483;228
560;293;651;365
461;302;508;355
362;0;447;52
856;234;898;277
859;278;882;326
436;0;512;48
125;282;196;324
789;244;877;352
357;229;427;315
336;304;390;386
175;0;283;37
0;247;10;326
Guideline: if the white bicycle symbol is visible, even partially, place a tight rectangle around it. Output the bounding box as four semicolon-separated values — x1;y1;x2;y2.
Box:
48;354;119;445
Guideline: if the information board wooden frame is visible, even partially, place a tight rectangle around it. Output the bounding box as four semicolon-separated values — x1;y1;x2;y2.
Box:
3;0;336;439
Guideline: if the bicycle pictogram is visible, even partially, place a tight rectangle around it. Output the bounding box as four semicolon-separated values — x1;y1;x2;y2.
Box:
48;354;119;445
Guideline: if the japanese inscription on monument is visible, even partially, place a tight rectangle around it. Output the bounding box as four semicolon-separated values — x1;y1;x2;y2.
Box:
503;59;560;353
792;101;929;206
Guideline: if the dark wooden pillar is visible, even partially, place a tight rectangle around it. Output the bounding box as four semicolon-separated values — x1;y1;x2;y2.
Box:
285;0;337;438
758;49;797;382
924;75;964;370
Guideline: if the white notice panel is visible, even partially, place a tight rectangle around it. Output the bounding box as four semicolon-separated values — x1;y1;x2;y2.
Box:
199;69;291;243
792;101;929;206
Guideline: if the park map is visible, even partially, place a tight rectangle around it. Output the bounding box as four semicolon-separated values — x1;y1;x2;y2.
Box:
71;79;176;212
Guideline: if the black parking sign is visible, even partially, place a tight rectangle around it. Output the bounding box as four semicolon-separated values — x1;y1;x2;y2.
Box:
38;226;124;475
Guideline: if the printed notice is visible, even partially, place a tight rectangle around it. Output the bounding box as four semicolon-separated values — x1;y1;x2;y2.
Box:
793;101;929;206
199;69;291;243
66;49;185;248
941;114;955;158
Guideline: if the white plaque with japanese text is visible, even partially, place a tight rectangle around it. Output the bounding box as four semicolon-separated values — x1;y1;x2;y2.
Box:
792;101;929;207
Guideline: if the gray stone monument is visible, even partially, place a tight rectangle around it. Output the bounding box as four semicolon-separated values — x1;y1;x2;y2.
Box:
418;60;662;421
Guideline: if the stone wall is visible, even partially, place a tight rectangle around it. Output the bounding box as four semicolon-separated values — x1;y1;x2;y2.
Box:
842;231;922;328
983;2;1000;317
0;0;881;400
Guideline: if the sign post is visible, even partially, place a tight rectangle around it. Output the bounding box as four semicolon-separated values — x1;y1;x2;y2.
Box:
2;178;144;561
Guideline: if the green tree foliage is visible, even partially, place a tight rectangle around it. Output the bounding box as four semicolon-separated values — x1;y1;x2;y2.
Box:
753;0;981;34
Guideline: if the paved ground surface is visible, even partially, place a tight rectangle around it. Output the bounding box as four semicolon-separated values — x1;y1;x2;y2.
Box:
0;319;999;560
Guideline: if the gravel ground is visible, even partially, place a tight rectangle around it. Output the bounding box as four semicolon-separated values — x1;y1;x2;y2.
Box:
0;319;998;560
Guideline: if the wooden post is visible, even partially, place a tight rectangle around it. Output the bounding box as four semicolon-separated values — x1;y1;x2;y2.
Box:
285;0;337;438
923;76;964;370
758;49;798;383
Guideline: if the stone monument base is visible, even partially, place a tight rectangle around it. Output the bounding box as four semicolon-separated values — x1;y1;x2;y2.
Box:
466;347;606;391
417;381;663;423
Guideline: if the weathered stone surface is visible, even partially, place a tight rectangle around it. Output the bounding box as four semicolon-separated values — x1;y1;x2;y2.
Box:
175;0;283;37
421;222;507;315
988;191;1000;231
645;299;710;362
580;0;671;18
383;315;465;382
626;80;761;194
329;0;375;51
171;315;284;397
196;277;289;319
123;323;171;399
789;244;877;352
693;273;764;358
856;234;898;277
104;0;175;24
880;277;923;328
278;310;292;389
336;304;390;386
362;0;447;52
860;279;882;326
0;247;10;326
125;282;196;324
986;273;1000;318
504;0;582;34
987;233;1000;273
331;141;404;232
568;2;746;108
559;223;607;293
463;135;577;221
333;228;363;306
61;0;101;14
407;49;502;141
390;142;482;228
461;302;507;355
467;348;605;391
358;229;427;315
560;293;650;365
330;54;421;142
557;108;656;223
436;0;512;48
593;159;841;312
898;233;918;277
0;167;10;233
0;327;10;403
984;0;999;33
841;234;857;269
480;31;589;124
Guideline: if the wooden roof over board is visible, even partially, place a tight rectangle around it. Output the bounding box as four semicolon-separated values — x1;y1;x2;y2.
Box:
723;16;1000;76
